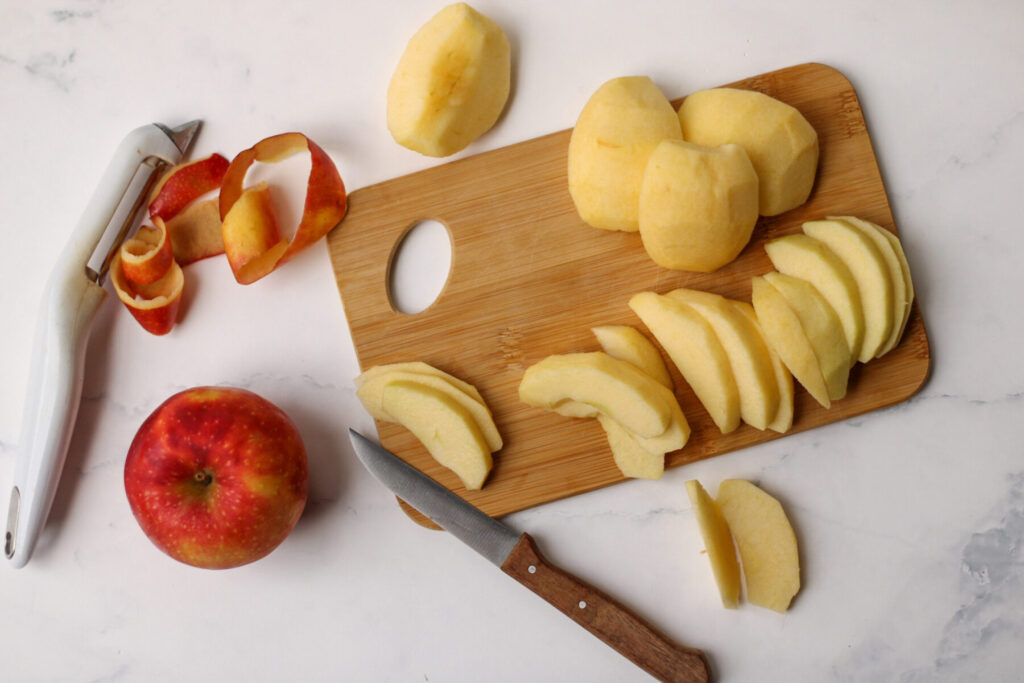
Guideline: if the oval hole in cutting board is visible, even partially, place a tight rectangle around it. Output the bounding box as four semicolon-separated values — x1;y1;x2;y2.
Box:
387;219;452;314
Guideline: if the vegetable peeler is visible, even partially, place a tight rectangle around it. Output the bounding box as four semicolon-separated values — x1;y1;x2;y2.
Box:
5;121;201;568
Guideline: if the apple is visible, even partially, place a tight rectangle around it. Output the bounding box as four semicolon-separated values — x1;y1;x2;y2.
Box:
686;480;741;609
764;233;865;363
716;479;800;613
519;352;673;438
386;2;511;157
803;219;894;362
124;387;308;569
677;87;818;216
629;291;741;434
591;325;673;389
666;288;780;431
639;140;759;272
751;275;832;408
568;76;683;231
356;366;503;453
599;415;665;480
762;271;851;402
731;301;794;433
380;380;493;490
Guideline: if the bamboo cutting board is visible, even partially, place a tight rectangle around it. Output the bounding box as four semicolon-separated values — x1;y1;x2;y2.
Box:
328;63;931;526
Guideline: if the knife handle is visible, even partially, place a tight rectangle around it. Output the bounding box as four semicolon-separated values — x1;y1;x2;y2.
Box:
501;533;710;683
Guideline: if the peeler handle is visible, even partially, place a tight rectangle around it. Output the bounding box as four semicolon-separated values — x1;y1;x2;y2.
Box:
5;124;192;568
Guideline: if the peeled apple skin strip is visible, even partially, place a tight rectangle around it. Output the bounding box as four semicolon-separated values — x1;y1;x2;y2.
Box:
218;132;348;285
110;218;184;336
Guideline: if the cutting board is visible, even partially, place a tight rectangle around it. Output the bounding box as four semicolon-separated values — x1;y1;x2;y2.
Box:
327;62;931;527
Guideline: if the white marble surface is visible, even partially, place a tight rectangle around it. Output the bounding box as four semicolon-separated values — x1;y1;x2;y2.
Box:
1;1;1022;680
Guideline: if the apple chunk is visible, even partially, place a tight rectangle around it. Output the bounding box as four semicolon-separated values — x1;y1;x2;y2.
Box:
686;480;741;609
386;2;511;157
568;76;683;231
380;380;493;490
716;479;800;613
629;291;740;434
519;352;672;438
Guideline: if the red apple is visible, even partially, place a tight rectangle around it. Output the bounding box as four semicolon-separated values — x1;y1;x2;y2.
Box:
124;386;308;569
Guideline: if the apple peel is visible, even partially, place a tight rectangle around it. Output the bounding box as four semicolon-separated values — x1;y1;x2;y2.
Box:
111;219;184;336
219;132;347;285
149;153;230;222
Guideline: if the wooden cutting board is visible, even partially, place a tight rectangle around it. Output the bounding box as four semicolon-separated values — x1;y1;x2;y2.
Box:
327;62;931;527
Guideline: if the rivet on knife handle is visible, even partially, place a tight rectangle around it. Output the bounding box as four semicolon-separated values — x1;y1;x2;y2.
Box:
502;533;710;683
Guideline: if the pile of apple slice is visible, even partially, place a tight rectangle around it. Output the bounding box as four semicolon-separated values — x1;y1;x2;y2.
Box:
630;288;794;435
111;133;348;335
687;479;800;612
519;334;690;480
355;362;502;491
754;216;915;408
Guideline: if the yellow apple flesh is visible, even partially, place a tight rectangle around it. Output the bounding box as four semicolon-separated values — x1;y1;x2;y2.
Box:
803;219;894;362
380;380;493;490
638;140;759;272
568;76;683;231
731;301;794;433
629;291;741;433
386;3;511;157
686;480;741;609
591;324;673;389
716;479;800;613
678;87;818;216
666;288;780;430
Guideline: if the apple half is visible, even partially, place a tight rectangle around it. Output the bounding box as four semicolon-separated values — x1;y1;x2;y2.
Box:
380;380;493;491
666;288;780;431
629;291;741;434
716;479;800;613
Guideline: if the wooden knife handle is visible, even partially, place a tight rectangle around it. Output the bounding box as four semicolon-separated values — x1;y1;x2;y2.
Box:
501;533;710;683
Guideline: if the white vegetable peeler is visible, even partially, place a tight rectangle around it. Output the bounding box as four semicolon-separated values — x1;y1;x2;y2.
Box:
5;121;201;568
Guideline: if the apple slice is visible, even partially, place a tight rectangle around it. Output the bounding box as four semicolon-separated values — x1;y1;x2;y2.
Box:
355;361;486;405
763;272;851;402
831;216;914;356
751;275;830;408
731;301;794;433
803;219;894;362
380;380;493;490
519;352;672;438
599;415;665;480
764;233;864;364
591;325;673;389
356;370;502;452
629;291;740;434
666;288;779;431
716;479;800;613
686;480;741;609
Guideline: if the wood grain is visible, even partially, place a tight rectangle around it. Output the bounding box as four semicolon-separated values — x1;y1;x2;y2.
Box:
327;63;931;527
502;533;710;682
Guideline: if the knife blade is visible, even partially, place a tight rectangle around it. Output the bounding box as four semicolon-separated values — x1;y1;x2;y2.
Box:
348;429;710;683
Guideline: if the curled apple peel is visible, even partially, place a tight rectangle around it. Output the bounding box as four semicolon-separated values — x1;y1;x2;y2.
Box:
110;218;184;336
219;132;348;285
149;153;229;222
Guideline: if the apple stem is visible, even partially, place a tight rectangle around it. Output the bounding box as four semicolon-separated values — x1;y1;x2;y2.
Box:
193;470;213;486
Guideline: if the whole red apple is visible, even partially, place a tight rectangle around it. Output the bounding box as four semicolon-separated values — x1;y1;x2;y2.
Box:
124;386;308;569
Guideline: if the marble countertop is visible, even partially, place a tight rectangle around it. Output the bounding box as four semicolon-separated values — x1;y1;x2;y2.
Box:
2;1;1022;681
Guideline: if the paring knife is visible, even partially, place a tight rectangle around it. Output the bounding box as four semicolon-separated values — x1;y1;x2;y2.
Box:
348;430;710;683
5;121;201;568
